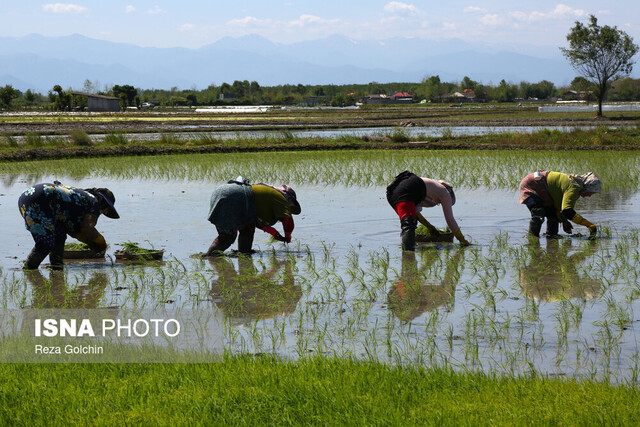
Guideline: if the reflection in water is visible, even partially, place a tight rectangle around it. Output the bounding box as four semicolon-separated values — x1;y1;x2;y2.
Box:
520;239;600;302
388;248;462;321
209;256;301;324
26;270;109;309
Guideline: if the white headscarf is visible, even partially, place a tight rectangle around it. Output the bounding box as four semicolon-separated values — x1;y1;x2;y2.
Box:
568;172;601;193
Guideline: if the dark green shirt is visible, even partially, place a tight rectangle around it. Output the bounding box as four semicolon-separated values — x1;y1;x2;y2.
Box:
251;185;292;226
546;172;580;212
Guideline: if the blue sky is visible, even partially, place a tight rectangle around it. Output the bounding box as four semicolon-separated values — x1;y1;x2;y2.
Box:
1;1;638;49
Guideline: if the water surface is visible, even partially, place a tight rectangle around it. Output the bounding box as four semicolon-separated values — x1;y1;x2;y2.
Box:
1;151;639;381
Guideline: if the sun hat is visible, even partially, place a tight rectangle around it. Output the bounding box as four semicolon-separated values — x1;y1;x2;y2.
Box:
87;187;120;219
281;185;301;215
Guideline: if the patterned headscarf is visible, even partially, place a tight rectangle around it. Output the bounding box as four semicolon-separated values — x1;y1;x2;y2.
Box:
568;172;601;194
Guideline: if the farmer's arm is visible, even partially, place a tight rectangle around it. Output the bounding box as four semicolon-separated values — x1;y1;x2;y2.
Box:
69;214;107;251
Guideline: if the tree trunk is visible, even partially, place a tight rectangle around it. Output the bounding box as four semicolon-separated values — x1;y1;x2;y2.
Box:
597;99;603;117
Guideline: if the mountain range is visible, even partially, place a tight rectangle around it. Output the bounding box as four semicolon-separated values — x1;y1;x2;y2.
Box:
0;33;615;93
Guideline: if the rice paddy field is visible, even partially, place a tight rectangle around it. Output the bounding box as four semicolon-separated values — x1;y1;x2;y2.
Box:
1;149;640;385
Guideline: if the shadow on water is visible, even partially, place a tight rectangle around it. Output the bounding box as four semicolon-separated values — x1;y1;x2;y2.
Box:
26;270;110;309
209;255;302;325
519;239;601;303
388;248;462;322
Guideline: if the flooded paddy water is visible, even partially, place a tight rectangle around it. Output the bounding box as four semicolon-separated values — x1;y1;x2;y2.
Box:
1;149;640;381
8;125;600;145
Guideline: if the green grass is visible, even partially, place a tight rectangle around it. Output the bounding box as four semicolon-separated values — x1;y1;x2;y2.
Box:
69;129;92;146
0;356;637;425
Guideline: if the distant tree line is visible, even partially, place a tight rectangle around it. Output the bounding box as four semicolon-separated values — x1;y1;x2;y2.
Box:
1;76;640;110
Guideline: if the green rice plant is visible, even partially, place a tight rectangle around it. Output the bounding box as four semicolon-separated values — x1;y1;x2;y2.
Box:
159;132;182;145
279;129;297;144
103;131;128;145
3;134;19;147
441;127;453;139
196;133;221;145
24;132;44;147
390;127;410;143
69;129;92;146
0;149;637;191
46;135;67;147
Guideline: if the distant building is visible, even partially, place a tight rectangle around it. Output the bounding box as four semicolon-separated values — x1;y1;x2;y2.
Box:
443;91;475;103
71;92;120;112
390;92;413;103
362;94;389;104
219;93;237;101
362;92;414;105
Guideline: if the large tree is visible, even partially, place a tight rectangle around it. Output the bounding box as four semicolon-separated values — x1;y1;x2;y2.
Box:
0;85;19;108
561;15;638;117
112;84;138;107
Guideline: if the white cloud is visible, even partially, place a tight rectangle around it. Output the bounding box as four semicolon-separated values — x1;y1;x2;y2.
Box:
509;4;587;23
41;3;87;14
125;5;136;14
464;6;487;14
480;14;501;26
227;16;270;27
179;24;196;32
148;6;167;15
384;2;419;16
549;4;587;19
290;15;338;28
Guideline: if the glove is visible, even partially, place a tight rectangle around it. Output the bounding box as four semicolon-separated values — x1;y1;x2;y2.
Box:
284;232;292;243
562;220;573;234
588;224;597;239
453;229;470;246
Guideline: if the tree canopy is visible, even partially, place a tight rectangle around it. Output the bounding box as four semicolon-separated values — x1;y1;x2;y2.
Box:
0;85;19;108
561;15;638;117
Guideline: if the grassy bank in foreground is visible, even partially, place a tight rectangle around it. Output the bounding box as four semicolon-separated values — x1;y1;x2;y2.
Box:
1;357;638;425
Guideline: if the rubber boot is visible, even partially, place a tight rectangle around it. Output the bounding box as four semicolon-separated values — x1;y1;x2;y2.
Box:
545;218;559;238
400;216;417;251
237;225;255;254
48;234;66;270
528;207;545;238
25;241;52;270
206;233;236;256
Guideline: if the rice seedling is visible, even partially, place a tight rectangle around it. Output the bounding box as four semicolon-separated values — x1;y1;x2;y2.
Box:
24;132;44;147
2;134;19;147
3;150;640;192
103;131;128;145
69;129;92;146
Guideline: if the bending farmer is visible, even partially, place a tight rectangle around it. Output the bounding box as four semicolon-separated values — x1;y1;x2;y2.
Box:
18;183;120;269
206;178;301;255
386;170;470;251
518;171;601;238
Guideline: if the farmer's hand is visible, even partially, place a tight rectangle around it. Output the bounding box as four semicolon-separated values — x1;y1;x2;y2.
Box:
588;224;597;239
453;229;470;246
562;220;573;234
284;232;292;243
273;233;287;243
